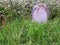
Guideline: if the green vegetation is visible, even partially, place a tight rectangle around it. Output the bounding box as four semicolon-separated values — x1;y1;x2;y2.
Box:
0;1;60;45
0;18;60;45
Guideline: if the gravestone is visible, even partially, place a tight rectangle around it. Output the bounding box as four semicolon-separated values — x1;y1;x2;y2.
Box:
32;3;50;23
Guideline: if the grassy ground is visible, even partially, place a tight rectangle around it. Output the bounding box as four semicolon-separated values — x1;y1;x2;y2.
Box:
0;0;60;45
0;18;60;45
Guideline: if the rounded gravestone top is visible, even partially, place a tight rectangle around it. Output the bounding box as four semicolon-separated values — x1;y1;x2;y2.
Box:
32;3;50;23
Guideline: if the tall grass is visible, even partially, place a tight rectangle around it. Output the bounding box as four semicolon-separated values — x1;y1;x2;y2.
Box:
0;0;60;45
0;18;60;45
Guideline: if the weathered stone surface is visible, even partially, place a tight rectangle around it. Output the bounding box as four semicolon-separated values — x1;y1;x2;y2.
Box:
32;3;50;23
